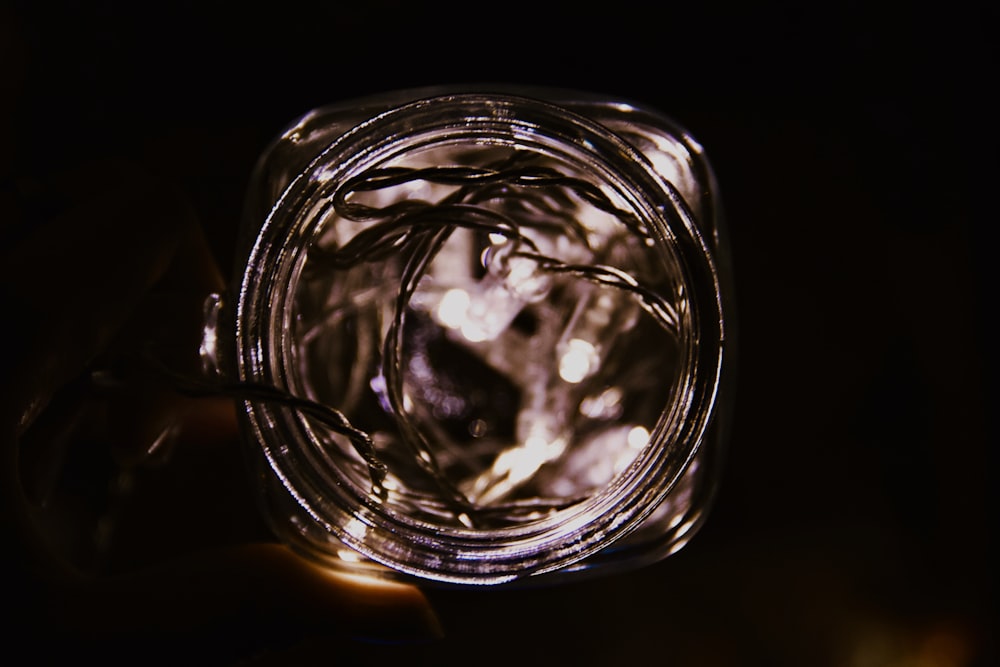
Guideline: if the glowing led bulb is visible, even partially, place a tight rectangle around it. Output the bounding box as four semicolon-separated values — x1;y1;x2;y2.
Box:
428;237;554;343
558;338;601;383
462;430;568;505
627;425;650;449
436;288;470;329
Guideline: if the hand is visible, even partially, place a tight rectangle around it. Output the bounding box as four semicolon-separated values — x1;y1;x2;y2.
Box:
1;94;441;667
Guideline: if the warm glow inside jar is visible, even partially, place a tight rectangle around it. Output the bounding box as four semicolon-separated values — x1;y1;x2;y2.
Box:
225;87;732;586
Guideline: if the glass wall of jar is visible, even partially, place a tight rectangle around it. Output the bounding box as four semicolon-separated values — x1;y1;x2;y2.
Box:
210;86;734;586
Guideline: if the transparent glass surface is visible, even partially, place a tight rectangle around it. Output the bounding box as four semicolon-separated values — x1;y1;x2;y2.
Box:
231;88;731;585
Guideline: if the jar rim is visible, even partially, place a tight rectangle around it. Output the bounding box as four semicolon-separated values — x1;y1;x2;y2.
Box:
235;93;724;584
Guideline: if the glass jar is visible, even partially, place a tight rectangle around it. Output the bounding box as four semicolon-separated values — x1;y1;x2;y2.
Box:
212;86;733;586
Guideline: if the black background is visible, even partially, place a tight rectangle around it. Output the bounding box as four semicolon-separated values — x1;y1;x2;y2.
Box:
3;1;995;665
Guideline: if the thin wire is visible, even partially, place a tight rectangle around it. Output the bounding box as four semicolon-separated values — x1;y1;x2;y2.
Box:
139;349;389;495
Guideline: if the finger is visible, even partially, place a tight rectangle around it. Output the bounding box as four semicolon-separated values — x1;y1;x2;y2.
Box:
48;543;443;659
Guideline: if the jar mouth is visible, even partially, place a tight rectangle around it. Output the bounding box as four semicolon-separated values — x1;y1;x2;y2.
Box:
235;93;724;584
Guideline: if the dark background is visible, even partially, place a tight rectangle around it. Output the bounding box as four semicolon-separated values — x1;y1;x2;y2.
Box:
3;1;995;665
